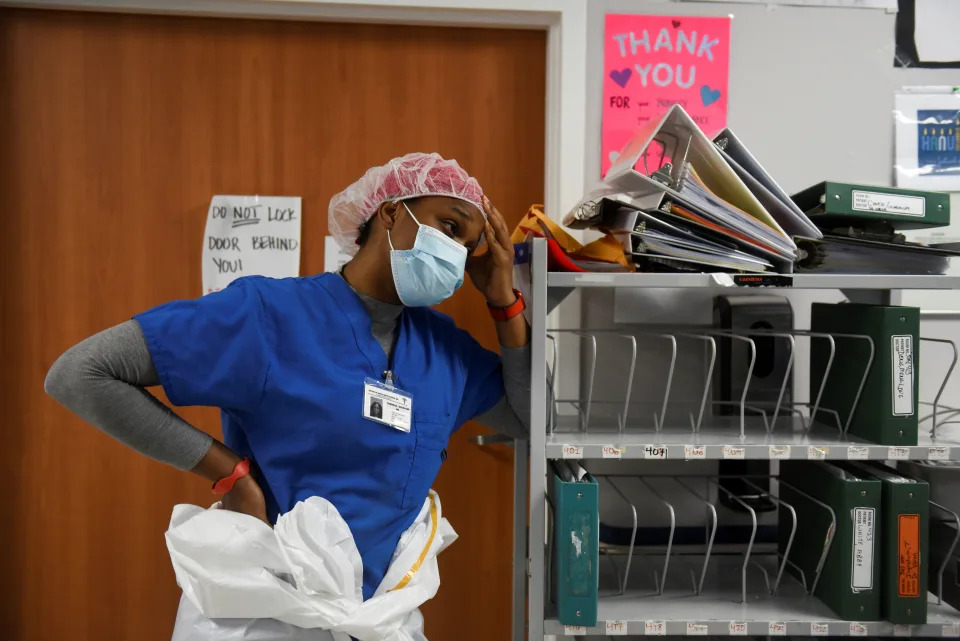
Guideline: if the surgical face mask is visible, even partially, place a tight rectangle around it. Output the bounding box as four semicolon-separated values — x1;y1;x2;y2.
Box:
388;202;467;307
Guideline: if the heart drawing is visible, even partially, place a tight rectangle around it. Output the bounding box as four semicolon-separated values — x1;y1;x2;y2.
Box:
700;85;722;107
671;20;682;28
609;68;632;89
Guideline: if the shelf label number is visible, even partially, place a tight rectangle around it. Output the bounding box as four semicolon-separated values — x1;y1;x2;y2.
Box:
564;625;584;635
645;620;665;636
684;444;706;460
848;446;870;460
686;622;708;635
606;620;627;635
768;622;787;636
808;446;829;460
943;623;960;637
850;622;869;636
644;445;667;459
930;447;951;461
811;622;830;636
894;624;912;636
562;444;583;459
602;445;624;459
723;445;745;460
888;446;911;460
769;445;791;459
728;621;747;636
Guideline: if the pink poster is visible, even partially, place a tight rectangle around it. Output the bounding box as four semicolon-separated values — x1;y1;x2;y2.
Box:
602;14;731;176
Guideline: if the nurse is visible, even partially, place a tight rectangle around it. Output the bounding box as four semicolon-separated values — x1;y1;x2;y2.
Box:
44;152;531;603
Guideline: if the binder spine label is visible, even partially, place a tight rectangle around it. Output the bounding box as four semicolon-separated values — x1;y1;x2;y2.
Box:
891;336;915;417
852;190;925;217
852;507;876;591
898;514;921;597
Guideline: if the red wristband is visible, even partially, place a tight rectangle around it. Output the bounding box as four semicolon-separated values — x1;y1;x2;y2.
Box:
212;458;251;495
488;289;525;322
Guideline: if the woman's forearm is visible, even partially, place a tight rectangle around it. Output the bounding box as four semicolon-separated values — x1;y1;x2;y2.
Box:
44;320;215;470
474;344;531;438
45;320;269;520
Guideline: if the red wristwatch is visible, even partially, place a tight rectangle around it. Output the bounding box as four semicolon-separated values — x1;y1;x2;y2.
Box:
212;458;251;495
487;289;526;322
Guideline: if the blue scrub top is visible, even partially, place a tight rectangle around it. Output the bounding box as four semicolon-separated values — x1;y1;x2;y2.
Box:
134;273;504;598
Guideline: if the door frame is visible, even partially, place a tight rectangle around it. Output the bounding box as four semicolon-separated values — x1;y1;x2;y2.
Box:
0;1;581;638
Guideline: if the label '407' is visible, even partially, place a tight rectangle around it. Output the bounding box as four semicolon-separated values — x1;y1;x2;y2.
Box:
644;445;667;459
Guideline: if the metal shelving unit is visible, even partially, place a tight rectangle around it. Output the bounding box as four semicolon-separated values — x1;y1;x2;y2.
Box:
523;237;960;639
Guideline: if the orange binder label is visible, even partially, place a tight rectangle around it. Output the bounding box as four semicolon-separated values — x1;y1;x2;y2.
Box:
898;514;920;597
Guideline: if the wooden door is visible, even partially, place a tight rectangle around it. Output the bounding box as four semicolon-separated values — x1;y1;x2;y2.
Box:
0;8;545;640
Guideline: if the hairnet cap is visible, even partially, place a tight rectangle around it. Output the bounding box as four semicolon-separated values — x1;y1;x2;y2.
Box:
328;152;485;256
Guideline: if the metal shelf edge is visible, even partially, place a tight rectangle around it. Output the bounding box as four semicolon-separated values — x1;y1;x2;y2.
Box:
547;618;960;637
547;441;956;461
546;272;960;290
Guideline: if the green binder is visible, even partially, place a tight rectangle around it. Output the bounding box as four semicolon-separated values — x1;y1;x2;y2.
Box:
839;462;930;623
793;181;950;229
780;462;882;621
553;470;598;627
810;303;920;445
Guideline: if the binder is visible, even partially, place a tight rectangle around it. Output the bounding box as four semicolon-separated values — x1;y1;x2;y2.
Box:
795;236;956;275
713;128;822;239
840;461;929;623
792;181;950;229
780;462;882;621
553;468;599;626
810;302;920;446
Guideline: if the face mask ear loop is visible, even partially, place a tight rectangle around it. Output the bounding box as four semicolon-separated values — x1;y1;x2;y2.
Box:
388;200;423;252
401;201;423;227
387;200;410;252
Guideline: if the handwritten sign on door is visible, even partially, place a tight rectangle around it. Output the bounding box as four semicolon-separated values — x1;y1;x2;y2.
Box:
202;195;302;294
602;14;731;176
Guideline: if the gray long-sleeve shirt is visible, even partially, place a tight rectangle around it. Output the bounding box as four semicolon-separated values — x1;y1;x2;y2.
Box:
44;280;531;471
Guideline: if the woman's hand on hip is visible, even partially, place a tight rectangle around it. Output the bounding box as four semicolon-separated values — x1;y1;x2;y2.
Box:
221;475;270;524
466;196;516;307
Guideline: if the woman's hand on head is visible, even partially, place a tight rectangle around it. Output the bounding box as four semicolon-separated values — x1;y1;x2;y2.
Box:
466;197;516;307
220;475;270;524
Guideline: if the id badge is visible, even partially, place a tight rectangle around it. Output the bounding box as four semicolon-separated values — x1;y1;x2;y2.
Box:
363;377;413;432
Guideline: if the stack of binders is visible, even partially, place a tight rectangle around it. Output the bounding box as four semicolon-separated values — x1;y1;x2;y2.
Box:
791;181;958;275
565;104;957;274
566;105;810;273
